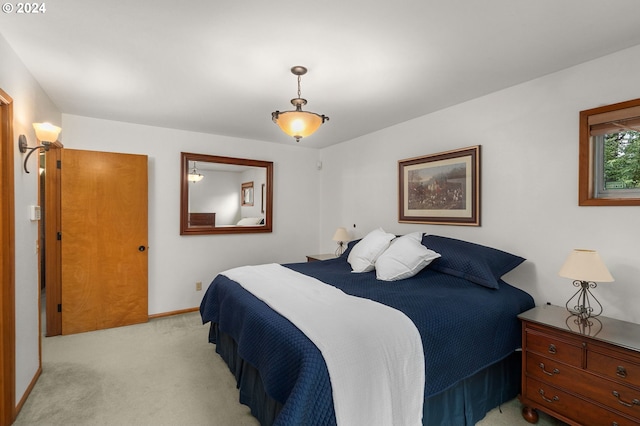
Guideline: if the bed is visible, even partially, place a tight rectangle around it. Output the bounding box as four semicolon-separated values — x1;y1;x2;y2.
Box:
200;233;535;425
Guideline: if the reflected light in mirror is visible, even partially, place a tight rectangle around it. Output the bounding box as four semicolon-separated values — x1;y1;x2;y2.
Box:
188;161;204;182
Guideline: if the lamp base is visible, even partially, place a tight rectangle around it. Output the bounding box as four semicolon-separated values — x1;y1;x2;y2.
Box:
18;134;28;153
565;314;602;337
335;242;345;257
565;280;603;320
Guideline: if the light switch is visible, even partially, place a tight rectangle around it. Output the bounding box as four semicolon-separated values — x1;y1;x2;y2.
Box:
29;205;41;221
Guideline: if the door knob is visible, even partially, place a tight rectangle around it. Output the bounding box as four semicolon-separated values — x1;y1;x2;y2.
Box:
138;246;146;252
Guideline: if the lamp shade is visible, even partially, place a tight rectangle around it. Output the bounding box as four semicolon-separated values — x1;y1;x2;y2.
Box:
558;249;614;282
188;161;204;182
332;227;350;242
33;122;61;143
273;110;324;140
188;173;204;182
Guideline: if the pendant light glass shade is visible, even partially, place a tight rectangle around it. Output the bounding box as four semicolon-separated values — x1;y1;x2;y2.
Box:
188;173;204;182
188;162;204;182
273;110;324;140
272;66;328;142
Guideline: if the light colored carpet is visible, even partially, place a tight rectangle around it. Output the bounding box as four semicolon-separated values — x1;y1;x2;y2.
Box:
15;312;565;425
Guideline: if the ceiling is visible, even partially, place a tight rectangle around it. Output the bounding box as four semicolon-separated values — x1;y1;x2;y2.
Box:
1;0;640;149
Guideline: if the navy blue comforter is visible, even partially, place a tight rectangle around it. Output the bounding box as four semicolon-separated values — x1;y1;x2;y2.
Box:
200;256;534;425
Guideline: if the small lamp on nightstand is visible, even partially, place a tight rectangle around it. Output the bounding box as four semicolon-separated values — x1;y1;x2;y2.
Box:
332;227;350;256
558;249;614;320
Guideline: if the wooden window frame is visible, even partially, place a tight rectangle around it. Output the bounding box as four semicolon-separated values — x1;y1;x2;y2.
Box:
579;98;640;206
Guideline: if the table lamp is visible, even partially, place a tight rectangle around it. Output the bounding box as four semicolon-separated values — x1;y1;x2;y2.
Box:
332;227;350;256
558;249;614;320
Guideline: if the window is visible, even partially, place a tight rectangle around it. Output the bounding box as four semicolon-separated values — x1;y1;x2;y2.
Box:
579;98;640;206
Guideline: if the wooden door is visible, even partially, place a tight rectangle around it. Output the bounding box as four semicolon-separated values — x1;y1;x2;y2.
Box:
61;149;148;334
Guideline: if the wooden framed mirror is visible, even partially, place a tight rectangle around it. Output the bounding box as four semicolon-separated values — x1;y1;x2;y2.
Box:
180;152;273;235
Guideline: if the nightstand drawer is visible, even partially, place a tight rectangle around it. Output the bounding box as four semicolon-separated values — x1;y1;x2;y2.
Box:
525;378;638;426
525;328;584;368
526;352;584;390
588;347;640;389
579;375;640;420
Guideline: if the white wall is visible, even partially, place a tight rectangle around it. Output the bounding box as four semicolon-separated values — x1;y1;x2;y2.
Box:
190;169;242;225
239;168;266;221
319;44;640;324
0;35;61;406
60;115;321;314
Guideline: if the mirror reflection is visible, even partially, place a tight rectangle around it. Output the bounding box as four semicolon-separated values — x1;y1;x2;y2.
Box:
180;152;273;235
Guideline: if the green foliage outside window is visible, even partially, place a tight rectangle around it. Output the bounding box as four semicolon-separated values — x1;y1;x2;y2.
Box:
603;130;640;189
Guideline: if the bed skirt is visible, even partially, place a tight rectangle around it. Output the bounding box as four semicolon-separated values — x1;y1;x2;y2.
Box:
210;324;521;426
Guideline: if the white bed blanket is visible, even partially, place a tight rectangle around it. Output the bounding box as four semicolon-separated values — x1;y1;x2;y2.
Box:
222;263;425;426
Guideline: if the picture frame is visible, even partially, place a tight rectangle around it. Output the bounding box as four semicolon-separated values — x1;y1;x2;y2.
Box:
398;145;480;226
241;181;254;206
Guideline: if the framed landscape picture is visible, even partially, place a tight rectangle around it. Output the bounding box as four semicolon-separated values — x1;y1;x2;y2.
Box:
398;145;480;226
241;181;254;206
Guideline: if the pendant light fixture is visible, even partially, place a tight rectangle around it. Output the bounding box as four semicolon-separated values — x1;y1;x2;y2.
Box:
272;66;329;142
188;161;204;182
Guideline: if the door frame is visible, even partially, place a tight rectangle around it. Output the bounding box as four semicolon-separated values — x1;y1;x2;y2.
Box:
43;145;62;336
0;89;16;426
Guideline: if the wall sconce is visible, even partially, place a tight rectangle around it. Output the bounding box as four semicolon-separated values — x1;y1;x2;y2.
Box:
558;249;614;320
332;227;350;256
19;122;62;173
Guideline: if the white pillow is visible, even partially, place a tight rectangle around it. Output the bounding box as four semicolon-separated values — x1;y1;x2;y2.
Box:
237;217;261;225
347;228;396;273
375;232;441;281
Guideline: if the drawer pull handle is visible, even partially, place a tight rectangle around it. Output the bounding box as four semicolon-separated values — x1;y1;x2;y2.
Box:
548;344;557;354
616;366;627;378
612;391;640;408
539;363;560;376
538;388;559;403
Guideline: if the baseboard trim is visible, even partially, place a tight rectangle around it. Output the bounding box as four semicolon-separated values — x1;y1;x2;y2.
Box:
15;366;42;418
148;307;199;320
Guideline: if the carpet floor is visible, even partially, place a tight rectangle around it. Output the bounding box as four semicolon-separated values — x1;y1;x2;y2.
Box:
14;312;565;425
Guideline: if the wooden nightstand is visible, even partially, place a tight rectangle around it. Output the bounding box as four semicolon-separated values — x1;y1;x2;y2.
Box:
306;253;337;262
518;304;640;426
